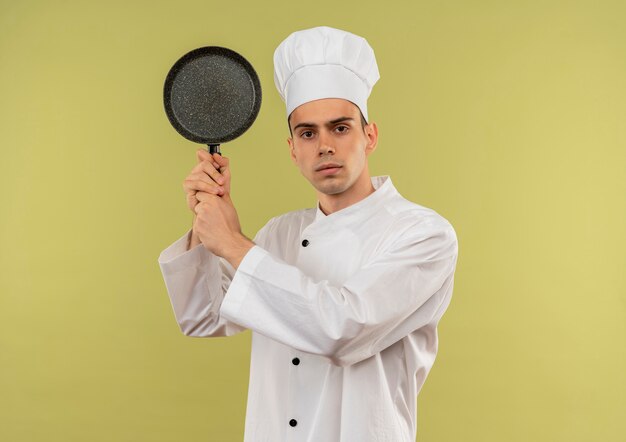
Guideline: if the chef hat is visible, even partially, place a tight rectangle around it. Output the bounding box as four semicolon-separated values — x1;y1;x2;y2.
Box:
273;26;380;122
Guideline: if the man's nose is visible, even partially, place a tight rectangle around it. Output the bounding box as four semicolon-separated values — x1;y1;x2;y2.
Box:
318;131;335;156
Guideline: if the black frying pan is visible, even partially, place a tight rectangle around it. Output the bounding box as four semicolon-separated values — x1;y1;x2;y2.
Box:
163;46;262;155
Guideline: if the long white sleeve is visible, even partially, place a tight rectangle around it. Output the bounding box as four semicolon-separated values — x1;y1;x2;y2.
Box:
219;217;458;366
158;229;246;337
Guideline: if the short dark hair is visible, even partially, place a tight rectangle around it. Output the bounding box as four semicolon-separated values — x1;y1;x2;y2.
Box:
288;110;368;137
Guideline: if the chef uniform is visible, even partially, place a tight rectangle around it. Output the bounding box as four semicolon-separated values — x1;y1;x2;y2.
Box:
158;26;459;442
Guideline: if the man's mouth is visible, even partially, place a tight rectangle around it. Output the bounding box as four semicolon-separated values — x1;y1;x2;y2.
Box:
316;163;343;172
315;163;343;176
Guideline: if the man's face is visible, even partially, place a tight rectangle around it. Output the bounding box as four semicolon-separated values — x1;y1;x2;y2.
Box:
287;98;378;197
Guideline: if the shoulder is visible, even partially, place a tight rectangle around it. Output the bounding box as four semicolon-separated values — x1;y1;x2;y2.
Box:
372;175;456;233
381;182;453;226
382;191;458;254
393;198;454;231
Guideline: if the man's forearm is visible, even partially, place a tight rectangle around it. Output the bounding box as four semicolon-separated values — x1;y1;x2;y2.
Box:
221;233;255;270
186;216;253;269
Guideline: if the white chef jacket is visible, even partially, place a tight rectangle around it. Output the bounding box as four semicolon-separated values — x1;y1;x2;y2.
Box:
158;175;458;442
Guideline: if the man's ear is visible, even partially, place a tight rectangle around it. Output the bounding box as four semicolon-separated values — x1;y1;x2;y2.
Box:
364;122;379;156
288;137;297;164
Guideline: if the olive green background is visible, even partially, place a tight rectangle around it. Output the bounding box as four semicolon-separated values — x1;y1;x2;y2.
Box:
1;0;624;441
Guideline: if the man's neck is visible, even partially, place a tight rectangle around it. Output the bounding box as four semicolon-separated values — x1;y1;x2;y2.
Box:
317;175;376;215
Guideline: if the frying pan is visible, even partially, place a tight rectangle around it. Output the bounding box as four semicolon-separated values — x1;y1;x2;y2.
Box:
163;46;262;155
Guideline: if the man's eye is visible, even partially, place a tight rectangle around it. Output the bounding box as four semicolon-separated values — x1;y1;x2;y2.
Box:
336;126;348;133
301;131;313;138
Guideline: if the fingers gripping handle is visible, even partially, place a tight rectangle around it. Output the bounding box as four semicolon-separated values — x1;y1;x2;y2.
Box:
206;144;224;178
207;144;222;173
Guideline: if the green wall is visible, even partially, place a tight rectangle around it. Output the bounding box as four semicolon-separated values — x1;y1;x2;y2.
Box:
1;0;624;440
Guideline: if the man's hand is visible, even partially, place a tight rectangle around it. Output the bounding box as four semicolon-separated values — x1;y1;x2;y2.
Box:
183;149;231;250
183;149;231;213
193;191;254;269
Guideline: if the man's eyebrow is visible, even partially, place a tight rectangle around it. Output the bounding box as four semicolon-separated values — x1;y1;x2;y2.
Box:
329;116;355;125
293;117;354;131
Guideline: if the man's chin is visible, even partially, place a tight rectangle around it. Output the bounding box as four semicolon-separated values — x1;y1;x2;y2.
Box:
312;179;348;196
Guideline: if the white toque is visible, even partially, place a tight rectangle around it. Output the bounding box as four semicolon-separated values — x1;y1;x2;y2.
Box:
273;26;380;122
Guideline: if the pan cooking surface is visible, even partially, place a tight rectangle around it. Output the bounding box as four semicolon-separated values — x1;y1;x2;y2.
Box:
164;46;262;146
170;55;256;140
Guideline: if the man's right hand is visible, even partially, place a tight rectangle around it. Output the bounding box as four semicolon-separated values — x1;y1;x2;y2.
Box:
183;149;231;213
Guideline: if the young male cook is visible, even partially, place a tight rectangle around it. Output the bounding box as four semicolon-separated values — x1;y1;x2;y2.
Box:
159;25;459;442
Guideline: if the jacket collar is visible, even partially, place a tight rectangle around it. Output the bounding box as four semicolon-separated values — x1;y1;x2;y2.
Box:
312;175;397;226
